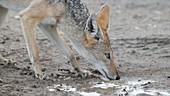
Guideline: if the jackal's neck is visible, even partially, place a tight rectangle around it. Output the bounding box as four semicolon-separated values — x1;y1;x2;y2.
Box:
65;0;90;29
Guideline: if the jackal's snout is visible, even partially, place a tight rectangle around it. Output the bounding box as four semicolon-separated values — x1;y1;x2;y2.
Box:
98;51;120;80
102;69;120;80
106;59;120;80
95;56;120;80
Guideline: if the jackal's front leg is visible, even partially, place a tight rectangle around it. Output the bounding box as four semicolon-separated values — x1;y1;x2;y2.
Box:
38;23;91;77
19;12;45;79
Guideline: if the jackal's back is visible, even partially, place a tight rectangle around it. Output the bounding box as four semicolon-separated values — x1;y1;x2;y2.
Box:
65;0;90;29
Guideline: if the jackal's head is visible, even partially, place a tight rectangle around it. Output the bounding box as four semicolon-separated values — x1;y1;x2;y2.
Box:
84;4;120;80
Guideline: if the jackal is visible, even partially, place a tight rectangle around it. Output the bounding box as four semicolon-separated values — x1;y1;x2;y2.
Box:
0;0;120;80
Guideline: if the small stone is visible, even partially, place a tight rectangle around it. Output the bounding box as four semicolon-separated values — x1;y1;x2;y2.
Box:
131;50;136;53
167;76;170;78
41;68;46;72
31;85;37;88
16;39;20;42
51;73;54;77
27;66;30;70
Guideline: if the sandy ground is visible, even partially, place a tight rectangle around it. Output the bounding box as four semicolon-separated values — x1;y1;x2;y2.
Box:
0;0;170;96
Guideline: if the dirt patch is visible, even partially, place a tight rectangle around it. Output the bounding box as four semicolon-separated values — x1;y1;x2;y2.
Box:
0;0;170;96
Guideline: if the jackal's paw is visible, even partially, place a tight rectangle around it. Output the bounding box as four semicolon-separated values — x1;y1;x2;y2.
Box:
34;69;46;80
77;69;92;78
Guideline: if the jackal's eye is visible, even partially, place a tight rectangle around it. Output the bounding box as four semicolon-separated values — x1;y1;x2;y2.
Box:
105;53;110;59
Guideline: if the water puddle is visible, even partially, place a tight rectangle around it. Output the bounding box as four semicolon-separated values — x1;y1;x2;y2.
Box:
47;84;101;96
129;89;170;96
78;92;100;96
47;84;76;92
128;80;155;85
118;80;170;96
92;82;119;89
47;80;170;96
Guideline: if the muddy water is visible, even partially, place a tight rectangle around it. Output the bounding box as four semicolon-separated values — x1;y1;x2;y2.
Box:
0;0;170;96
46;80;170;96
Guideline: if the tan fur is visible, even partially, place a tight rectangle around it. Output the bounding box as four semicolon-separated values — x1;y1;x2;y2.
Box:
83;32;98;48
97;4;110;44
0;0;120;80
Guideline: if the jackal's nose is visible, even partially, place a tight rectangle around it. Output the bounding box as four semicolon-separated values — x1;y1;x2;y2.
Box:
102;69;120;80
107;72;120;80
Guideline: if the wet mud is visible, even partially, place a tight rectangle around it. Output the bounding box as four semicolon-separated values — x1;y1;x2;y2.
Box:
0;0;170;96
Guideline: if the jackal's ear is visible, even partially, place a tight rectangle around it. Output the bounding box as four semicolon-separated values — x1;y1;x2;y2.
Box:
84;14;99;48
97;4;110;43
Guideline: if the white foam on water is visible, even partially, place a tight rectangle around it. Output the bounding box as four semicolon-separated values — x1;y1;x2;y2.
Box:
47;80;170;96
130;89;155;96
58;84;76;92
47;84;101;96
118;80;170;96
47;84;77;92
14;15;20;19
92;82;119;89
129;89;170;96
48;88;56;92
147;90;170;96
128;80;155;85
78;92;101;96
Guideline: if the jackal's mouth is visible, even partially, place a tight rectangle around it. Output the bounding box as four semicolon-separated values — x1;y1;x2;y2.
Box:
101;69;120;80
